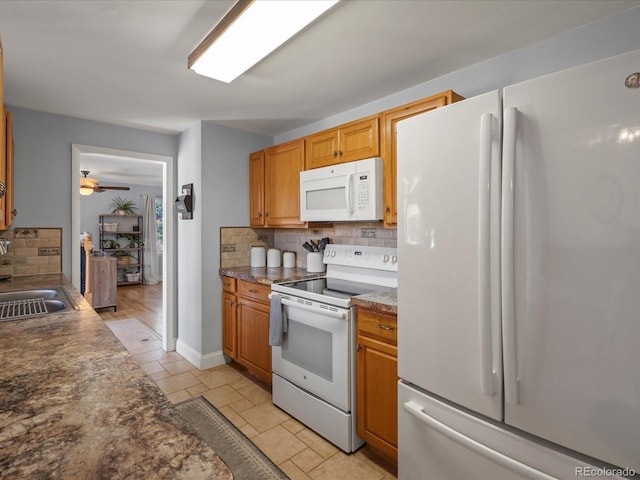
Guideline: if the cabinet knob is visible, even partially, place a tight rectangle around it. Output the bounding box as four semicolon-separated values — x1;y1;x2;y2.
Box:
258;212;262;218
265;212;269;217
332;151;338;158
11;209;17;217
338;150;343;157
356;344;362;352
385;206;391;214
249;289;258;294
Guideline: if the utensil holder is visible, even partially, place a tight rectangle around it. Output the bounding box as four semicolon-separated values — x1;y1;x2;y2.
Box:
306;252;325;273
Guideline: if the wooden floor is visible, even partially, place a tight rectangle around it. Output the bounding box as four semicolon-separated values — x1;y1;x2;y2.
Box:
97;283;163;335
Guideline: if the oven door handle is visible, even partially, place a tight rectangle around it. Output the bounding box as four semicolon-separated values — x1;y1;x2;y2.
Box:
276;296;348;320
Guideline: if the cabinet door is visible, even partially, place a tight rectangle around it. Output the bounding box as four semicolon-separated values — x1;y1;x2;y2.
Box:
381;90;463;227
237;298;272;384
304;129;339;169
90;257;117;309
264;139;305;227
0;99;6;230
222;291;237;359
356;308;398;463
5;110;13;227
339;116;379;163
249;150;265;227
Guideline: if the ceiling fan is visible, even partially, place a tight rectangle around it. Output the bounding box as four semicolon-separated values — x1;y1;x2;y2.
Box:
80;170;130;196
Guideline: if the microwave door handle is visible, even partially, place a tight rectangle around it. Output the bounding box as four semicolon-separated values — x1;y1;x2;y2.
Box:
345;173;354;213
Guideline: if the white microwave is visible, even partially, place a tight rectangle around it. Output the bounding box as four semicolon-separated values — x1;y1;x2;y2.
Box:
300;157;383;222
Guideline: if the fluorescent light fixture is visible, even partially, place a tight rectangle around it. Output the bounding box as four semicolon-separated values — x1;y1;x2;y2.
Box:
189;0;339;83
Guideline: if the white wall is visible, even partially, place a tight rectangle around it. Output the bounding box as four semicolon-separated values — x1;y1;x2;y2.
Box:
176;123;203;357
9;107;177;276
176;120;271;366
276;6;640;144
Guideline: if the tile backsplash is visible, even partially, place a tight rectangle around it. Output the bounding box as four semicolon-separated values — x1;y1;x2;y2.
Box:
220;223;396;269
0;228;63;276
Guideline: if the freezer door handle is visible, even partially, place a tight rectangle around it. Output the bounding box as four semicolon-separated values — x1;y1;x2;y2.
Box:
403;401;555;480
478;112;494;397
502;106;519;405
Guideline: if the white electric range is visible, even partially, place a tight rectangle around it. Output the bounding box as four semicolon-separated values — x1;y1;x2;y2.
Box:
270;244;397;452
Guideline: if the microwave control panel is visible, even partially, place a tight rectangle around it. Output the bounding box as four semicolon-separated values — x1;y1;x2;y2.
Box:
357;175;370;211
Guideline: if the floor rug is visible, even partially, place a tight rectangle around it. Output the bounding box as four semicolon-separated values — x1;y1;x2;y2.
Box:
175;396;289;480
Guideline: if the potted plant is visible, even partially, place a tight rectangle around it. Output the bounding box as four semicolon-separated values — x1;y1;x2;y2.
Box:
113;250;131;266
103;239;120;250
109;196;138;216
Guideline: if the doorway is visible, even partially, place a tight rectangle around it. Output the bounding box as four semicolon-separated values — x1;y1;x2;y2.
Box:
71;144;177;351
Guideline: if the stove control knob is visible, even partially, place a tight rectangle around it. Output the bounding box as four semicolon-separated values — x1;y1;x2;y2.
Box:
383;254;390;263
392;255;398;263
331;250;337;258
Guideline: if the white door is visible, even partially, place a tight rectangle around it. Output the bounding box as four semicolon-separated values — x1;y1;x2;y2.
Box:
502;49;640;471
271;297;351;411
397;90;503;421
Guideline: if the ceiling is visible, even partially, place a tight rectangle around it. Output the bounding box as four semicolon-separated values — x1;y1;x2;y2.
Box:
0;0;638;185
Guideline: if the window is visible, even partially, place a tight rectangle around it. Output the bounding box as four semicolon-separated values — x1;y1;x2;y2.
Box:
155;197;163;253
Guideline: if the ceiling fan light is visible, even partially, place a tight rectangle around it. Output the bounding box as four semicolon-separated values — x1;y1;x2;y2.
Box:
189;0;339;83
80;186;94;196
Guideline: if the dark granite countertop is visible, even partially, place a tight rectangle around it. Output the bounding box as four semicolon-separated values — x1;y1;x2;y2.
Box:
219;266;322;285
0;274;231;480
351;287;398;315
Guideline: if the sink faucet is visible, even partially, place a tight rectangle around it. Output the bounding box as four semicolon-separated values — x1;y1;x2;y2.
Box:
0;239;11;255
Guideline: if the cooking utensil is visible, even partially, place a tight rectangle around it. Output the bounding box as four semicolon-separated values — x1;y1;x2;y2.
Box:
310;239;319;252
302;242;315;252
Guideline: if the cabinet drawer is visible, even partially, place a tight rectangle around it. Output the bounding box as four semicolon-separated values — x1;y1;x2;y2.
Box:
238;280;271;303
357;308;397;345
222;276;237;293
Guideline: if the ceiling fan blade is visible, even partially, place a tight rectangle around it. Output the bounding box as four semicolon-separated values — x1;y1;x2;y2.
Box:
99;186;130;191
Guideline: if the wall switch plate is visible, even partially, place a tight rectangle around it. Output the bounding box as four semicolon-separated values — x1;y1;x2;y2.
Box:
361;228;377;238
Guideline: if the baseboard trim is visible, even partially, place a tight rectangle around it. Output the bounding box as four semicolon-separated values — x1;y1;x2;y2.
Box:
176;339;227;370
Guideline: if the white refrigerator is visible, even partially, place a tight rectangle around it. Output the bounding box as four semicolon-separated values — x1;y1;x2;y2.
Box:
397;48;640;479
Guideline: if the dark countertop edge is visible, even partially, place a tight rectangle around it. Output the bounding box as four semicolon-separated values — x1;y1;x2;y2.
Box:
219;266;323;285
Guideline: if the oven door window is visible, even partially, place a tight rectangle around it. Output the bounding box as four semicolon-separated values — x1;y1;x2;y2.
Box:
272;302;351;412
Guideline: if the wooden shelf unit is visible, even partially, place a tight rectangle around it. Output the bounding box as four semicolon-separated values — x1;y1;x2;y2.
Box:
99;214;144;286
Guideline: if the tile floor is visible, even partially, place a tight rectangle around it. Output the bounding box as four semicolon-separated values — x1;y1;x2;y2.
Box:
105;318;397;480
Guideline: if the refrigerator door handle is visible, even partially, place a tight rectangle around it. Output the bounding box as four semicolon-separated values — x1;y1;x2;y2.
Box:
502;106;519;405
403;401;555;480
478;112;494;397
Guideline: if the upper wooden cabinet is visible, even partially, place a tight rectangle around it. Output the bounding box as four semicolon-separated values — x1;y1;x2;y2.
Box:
381;90;463;227
249;150;265;226
305;115;379;169
0;38;14;231
250;139;306;228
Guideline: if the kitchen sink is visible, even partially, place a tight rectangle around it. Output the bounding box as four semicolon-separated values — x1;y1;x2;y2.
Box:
0;288;77;322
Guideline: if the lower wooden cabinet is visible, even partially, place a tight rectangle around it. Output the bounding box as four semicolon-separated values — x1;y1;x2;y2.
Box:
356;306;398;464
221;276;272;385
